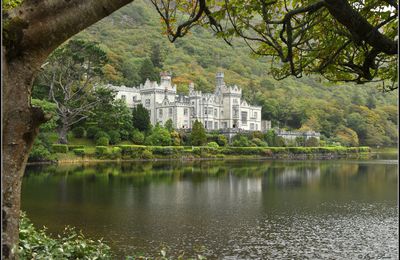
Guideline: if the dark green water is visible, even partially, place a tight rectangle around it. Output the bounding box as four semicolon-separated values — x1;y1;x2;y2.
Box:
22;159;398;259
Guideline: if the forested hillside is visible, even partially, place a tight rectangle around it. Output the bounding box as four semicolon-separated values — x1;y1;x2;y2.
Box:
54;0;398;147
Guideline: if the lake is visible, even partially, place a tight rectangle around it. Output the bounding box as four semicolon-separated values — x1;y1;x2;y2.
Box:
22;158;398;259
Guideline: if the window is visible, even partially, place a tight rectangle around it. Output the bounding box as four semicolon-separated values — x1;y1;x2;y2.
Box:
121;95;126;101
159;109;163;117
192;101;195;105
204;120;208;129
145;99;150;107
222;122;227;128
214;122;218;129
169;108;173;116
250;123;254;130
214;109;217;117
255;124;258;130
204;108;208;115
233;98;238;104
221;110;224;116
208;108;213;115
184;108;188;116
208;121;213;129
233;108;239;117
254;112;257;118
241;111;248;124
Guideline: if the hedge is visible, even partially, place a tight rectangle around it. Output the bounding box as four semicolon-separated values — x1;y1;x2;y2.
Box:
95;146;109;157
73;148;85;156
68;145;85;150
151;146;184;155
118;145;147;158
52;144;68;153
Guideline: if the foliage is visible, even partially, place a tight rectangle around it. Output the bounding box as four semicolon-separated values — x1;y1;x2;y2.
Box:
86;126;101;139
19;212;111;259
86;87;133;140
72;127;86;138
216;134;228;147
232;135;250;147
305;137;320;147
170;130;181;146
95;131;110;141
34;40;108;143
31;99;58;132
164;119;174;132
140;58;159;83
29;138;53;162
207;142;219;149
95;146;109;156
108;130;121;145
251;138;268;147
52;144;68;153
334;126;359;147
132;104;151;132
130;129;145;144
190;120;207;146
146;125;171;146
96;137;110;146
73;148;85;156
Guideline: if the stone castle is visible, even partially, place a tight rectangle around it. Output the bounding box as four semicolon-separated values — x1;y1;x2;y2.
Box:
107;72;268;131
106;71;319;141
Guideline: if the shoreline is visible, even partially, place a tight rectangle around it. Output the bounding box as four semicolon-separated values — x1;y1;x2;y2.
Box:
27;152;373;166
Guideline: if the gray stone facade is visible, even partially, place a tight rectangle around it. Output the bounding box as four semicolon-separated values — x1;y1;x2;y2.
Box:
108;72;265;131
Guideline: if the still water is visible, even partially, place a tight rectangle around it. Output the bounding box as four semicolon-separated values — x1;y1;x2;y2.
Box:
22;159;398;259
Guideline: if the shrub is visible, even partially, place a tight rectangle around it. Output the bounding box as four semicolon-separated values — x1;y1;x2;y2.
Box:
118;145;146;158
95;131;110;141
252;138;268;147
130;129;145;144
170;131;181;146
67;145;85;150
109;147;121;159
231;135;250;147
141;149;153;159
96;137;109;146
207;142;219;149
217;134;228;147
86;126;100;139
19;212;111;259
108;130;121;145
305;137;319;147
73;148;85;156
72;127;85;138
95;146;109;156
151;146;184;155
52;144;68;153
29;139;52;162
146;127;171;146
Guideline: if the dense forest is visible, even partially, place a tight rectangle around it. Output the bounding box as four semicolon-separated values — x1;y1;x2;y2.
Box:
33;0;398;147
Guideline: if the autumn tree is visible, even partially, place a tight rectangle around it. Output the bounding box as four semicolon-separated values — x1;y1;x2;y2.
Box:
151;0;398;90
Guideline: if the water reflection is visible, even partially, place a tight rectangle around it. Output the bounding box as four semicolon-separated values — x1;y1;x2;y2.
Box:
22;160;398;259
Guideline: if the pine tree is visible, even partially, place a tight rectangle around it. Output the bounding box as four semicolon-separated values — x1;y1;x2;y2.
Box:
190;120;207;146
132;104;151;132
150;44;163;69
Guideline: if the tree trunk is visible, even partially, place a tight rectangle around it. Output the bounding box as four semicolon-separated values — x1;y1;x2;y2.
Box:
2;1;134;258
2;51;50;259
58;120;69;144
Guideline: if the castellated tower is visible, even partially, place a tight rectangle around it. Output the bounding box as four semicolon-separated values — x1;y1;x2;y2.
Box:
216;72;225;87
160;71;172;87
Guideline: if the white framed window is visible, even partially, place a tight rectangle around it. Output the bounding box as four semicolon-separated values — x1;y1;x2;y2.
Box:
241;111;248;124
145;99;150;107
214;122;218;129
250;123;254;130
169;108;173;116
214;109;217;117
184;108;188;115
159;109;163;117
254;112;257;118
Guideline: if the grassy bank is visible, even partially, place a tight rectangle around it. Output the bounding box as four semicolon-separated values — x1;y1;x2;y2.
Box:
36;145;372;164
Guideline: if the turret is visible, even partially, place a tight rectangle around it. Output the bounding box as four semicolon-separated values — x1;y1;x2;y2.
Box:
216;72;224;87
160;71;172;86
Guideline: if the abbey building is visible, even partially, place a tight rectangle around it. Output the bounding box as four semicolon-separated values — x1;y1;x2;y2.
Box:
107;72;266;131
